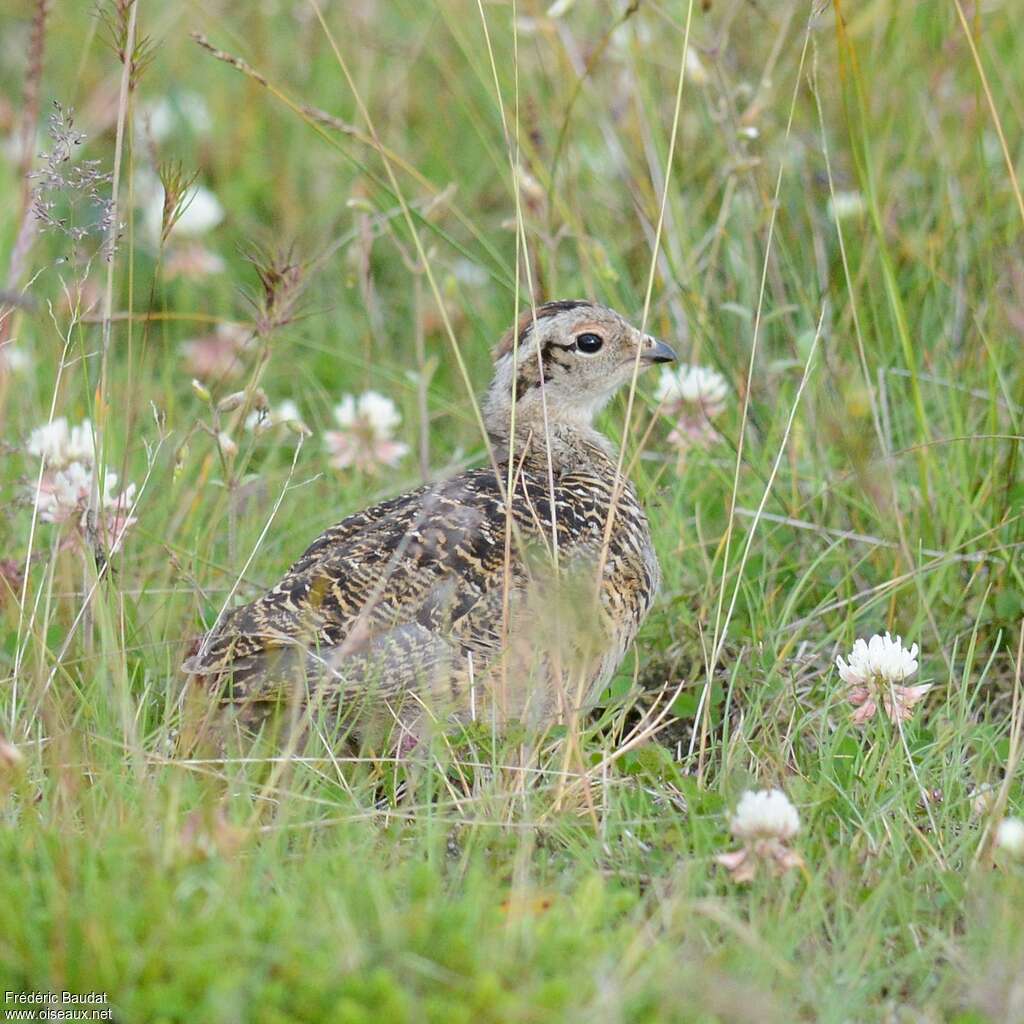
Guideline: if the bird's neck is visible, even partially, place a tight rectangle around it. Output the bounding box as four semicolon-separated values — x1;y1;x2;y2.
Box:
486;407;617;476
483;363;619;474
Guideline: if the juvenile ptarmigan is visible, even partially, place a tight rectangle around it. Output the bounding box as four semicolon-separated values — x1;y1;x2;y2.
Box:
183;300;676;747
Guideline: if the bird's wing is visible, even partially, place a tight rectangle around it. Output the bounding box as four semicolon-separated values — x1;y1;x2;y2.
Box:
207;620;466;710
183;466;550;694
181;485;423;674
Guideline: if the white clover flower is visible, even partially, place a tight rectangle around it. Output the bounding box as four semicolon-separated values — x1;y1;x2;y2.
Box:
34;464;129;524
325;390;408;473
836;632;931;726
66;421;96;464
343;391;401;433
827;190;866;222
654;364;729;419
26;418;95;468
246;399;303;434
33;461;94;523
716;788;803;883
655;364;729;455
836;632;919;688
27;418;72;466
996;818;1024;859
729;789;801;841
29;459;137;553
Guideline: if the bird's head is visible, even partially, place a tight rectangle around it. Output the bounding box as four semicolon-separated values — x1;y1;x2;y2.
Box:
484;300;676;443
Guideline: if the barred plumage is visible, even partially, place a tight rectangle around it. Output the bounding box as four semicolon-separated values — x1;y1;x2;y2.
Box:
183;301;676;745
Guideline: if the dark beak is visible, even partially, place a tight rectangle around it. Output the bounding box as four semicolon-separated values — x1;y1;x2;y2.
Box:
642;338;677;365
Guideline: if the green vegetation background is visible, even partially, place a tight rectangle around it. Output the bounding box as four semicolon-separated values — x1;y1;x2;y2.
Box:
0;1;1022;1021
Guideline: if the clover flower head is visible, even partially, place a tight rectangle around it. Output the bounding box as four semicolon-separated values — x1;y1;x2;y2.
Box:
325;391;408;473
837;632;931;726
836;632;918;688
24;413;137;554
655;364;729;419
33;461;95;523
334;391;401;434
27;417;95;468
655;364;729;455
716;788;803;883
729;789;801;842
29;460;137;554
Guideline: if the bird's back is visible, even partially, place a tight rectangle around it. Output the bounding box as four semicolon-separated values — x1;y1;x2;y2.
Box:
185;440;659;725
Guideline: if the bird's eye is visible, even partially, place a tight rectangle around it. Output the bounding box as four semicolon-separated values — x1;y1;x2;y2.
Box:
575;333;604;354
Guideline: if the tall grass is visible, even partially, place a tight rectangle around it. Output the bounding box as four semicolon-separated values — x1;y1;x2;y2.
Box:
1;0;1023;1019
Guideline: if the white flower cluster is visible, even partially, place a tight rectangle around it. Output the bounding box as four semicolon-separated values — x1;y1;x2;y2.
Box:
324;391;408;473
655;365;729;418
836;632;919;687
25;418;137;554
836;632;931;726
716;788;803;883
27;417;95;468
729;789;801;842
655;364;729;453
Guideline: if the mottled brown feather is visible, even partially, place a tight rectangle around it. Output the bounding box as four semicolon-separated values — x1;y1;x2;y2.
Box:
184;300;668;739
